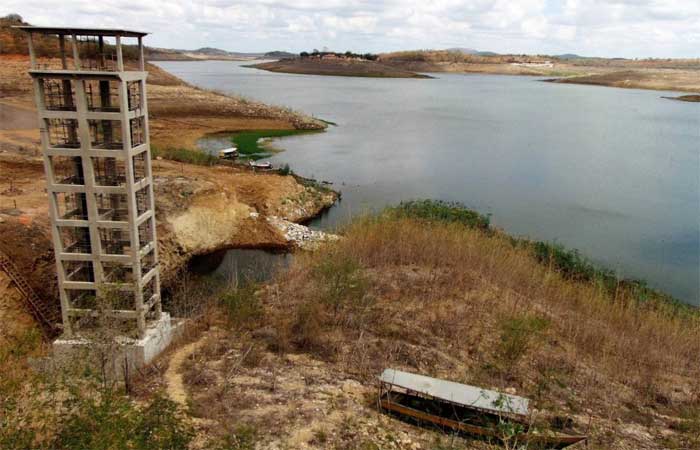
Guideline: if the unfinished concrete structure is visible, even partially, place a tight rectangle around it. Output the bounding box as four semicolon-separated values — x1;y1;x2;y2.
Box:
19;26;163;343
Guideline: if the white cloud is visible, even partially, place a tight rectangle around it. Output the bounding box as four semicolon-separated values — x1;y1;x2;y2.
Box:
1;0;698;57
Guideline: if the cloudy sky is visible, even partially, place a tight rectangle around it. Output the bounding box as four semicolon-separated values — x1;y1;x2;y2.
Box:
3;0;699;58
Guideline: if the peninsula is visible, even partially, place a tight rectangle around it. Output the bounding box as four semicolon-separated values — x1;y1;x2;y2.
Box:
251;51;431;79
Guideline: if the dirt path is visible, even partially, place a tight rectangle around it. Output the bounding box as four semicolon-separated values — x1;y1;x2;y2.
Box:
164;335;207;406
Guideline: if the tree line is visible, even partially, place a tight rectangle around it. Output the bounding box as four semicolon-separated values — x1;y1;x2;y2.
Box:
299;50;378;61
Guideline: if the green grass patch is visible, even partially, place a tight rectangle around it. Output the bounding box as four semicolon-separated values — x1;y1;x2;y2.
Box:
221;284;263;329
498;314;550;367
231;129;317;159
388;200;491;230
152;146;218;166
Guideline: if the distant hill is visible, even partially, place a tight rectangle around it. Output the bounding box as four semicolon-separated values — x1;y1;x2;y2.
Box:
264;51;297;59
475;51;500;57
192;47;232;56
446;47;478;55
148;48;299;61
148;47;266;61
555;53;586;60
446;48;500;57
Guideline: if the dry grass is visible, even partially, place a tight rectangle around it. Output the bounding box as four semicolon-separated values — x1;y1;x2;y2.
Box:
276;215;699;376
141;208;700;449
244;213;700;448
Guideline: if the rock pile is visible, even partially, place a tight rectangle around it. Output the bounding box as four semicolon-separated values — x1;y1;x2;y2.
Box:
266;216;339;249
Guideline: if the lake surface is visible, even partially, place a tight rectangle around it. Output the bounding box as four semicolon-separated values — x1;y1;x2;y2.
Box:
156;60;700;305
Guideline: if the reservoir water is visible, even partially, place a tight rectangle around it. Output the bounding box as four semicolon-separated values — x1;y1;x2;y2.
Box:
156;60;700;305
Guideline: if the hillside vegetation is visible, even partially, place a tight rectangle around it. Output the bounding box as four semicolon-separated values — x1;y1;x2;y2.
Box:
172;202;698;449
2;202;698;449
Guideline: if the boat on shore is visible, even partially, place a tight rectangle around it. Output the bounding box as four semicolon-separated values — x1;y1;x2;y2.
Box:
379;369;587;449
218;147;238;159
249;161;273;170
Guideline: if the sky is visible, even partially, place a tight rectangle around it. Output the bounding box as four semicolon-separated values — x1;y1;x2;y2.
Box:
3;0;699;58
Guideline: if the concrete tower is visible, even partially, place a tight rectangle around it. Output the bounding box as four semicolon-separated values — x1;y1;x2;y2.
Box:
18;27;163;341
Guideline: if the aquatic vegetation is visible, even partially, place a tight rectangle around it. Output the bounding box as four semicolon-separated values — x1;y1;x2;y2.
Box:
231;129;317;159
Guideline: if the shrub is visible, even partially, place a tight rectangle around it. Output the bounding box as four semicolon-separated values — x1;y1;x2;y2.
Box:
497;314;550;367
311;253;370;314
221;284;263;329
389;200;490;230
532;241;608;283
290;300;326;355
213;424;258;450
279;163;292;176
54;390;193;450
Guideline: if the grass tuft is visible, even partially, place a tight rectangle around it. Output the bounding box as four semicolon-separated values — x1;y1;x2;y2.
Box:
152;146;219;166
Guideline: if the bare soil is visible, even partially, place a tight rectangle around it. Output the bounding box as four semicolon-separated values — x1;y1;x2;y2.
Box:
546;70;700;94
378;51;700;93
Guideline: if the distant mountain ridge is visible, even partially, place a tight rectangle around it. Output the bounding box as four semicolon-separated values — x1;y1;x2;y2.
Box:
147;47;297;61
555;53;586;60
446;47;500;57
446;47;478;54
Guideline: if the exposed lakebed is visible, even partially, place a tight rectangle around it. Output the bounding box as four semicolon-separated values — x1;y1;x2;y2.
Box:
157;60;700;305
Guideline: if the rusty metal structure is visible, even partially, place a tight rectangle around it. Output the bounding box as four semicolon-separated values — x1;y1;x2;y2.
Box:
18;26;161;339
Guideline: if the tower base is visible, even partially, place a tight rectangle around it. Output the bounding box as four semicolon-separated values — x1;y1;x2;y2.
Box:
53;312;184;379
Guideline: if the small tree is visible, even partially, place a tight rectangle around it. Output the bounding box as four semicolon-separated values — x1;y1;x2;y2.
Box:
2;13;23;22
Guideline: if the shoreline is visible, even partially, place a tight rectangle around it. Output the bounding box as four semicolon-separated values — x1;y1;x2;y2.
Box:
661;94;700;103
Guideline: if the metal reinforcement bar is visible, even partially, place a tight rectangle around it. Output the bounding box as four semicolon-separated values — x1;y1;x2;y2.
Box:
0;250;61;337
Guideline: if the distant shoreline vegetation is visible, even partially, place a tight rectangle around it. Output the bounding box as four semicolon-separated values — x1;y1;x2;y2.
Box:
389;200;697;314
298;50;378;61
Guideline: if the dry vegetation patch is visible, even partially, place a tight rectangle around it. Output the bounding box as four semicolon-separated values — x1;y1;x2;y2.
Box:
175;206;699;449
